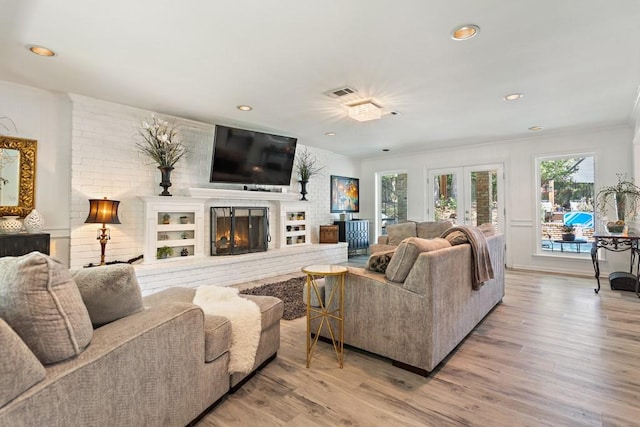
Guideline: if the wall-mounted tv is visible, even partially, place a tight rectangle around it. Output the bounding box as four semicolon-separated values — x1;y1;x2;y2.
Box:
209;125;297;186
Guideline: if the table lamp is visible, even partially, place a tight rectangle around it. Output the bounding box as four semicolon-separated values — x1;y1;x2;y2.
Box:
84;197;121;265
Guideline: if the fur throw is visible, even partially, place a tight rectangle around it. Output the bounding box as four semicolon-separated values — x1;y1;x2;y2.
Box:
193;286;261;374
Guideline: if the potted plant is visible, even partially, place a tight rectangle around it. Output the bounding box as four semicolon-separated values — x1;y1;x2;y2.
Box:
136;115;188;196
596;174;640;224
294;147;323;201
561;224;576;241
156;246;173;259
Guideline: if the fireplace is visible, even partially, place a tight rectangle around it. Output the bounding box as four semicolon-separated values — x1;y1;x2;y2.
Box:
211;207;269;255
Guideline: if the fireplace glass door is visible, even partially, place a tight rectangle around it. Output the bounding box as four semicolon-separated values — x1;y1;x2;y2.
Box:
211;207;268;255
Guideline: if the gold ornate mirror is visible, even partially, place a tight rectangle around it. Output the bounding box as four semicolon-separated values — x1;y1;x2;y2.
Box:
0;136;37;217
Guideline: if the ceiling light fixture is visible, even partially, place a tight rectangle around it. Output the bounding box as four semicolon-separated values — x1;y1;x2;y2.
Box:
237;105;252;111
528;126;543;131
28;45;55;57
504;93;524;101
382;149;390;152
347;101;382;122
325;132;336;136
451;24;480;41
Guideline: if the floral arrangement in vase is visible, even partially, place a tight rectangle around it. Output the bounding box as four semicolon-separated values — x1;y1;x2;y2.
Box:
136;115;188;196
294;147;323;201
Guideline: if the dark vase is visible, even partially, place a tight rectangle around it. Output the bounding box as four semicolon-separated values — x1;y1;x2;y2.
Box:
158;166;174;196
299;180;308;201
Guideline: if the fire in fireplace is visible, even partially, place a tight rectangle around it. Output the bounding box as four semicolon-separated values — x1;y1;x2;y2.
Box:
211;207;269;255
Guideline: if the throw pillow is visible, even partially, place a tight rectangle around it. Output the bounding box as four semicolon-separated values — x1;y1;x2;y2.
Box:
385;237;451;283
386;221;417;246
365;250;395;273
478;223;496;236
0;318;46;408
71;264;144;328
444;230;468;246
416;220;454;239
0;252;93;365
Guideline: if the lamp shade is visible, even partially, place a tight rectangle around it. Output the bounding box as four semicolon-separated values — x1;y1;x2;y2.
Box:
85;198;121;224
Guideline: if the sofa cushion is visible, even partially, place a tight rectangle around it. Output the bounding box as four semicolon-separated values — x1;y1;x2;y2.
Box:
0;318;46;408
386;221;417;245
71;264;144;327
385;237;451;283
0;252;93;365
365;250;395;273
416;220;454;239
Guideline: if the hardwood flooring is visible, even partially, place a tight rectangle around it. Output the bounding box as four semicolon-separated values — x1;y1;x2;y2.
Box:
197;269;640;426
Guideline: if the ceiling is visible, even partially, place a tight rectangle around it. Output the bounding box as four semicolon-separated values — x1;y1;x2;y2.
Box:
2;1;640;158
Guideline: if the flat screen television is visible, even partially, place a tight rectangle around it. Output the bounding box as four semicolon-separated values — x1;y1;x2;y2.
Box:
209;125;298;185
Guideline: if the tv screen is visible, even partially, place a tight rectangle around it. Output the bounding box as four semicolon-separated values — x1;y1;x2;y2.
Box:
209;125;297;186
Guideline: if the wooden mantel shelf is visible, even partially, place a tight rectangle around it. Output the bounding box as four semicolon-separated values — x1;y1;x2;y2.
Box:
187;187;300;202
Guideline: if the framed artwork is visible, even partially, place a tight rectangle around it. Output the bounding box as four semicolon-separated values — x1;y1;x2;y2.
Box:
330;175;359;213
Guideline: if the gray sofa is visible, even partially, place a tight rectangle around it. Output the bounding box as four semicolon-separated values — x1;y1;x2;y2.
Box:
0;253;283;426
319;233;505;375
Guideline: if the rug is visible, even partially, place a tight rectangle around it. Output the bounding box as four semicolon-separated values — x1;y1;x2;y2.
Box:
240;276;307;320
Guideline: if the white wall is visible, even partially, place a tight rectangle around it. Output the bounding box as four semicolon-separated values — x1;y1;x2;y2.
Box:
360;126;635;276
0;80;72;265
68;95;358;269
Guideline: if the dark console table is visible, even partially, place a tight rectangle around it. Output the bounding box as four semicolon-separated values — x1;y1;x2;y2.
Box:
334;220;369;257
591;233;640;297
0;233;50;257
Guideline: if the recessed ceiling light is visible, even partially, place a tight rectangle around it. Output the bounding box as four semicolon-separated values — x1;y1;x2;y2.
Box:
325;132;336;136
528;126;543;131
28;45;55;57
504;93;524;101
237;105;252;111
451;24;480;41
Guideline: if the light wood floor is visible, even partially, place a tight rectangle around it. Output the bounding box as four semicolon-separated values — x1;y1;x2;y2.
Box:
197;269;640;427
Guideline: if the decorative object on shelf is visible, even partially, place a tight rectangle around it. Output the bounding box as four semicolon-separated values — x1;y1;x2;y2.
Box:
606;220;625;234
561;224;576;241
0;216;23;234
23;208;44;233
84;197;121;265
162;213;171;224
158;233;169;240
180;248;189;256
596;174;640;223
157;246;173;259
294;147;323;201
136;114;188;197
180;216;188;224
330;175;360;213
181;232;188;239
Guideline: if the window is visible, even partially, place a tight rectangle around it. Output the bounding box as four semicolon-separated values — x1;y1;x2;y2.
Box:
537;155;595;255
379;172;407;235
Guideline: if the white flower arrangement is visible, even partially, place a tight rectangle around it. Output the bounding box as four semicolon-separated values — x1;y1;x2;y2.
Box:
136;115;187;168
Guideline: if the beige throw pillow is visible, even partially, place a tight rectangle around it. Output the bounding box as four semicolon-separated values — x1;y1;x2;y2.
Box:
0;252;93;365
72;264;144;327
385;237;451;283
386;222;417;246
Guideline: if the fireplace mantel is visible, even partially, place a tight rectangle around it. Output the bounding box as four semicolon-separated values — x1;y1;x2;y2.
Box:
187;187;299;202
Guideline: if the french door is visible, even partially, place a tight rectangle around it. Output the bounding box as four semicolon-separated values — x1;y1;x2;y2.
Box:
428;164;504;232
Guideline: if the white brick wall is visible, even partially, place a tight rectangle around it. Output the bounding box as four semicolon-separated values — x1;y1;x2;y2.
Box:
68;94;358;286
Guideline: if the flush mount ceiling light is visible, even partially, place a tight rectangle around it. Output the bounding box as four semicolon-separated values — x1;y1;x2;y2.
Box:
236;105;252;111
504;93;524;101
347;101;382;122
451;24;480;41
528;126;543;131
28;45;55;57
325;132;336;136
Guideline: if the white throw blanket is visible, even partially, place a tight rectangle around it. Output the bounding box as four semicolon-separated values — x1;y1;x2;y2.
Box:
193;286;261;374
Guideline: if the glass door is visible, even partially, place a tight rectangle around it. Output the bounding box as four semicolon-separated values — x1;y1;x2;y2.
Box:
428;164;504;232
